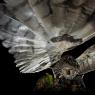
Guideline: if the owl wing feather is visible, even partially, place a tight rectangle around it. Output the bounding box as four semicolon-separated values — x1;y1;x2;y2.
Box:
0;0;95;73
0;10;52;73
77;45;95;75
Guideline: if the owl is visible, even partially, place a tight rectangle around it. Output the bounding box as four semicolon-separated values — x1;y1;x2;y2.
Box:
0;0;95;83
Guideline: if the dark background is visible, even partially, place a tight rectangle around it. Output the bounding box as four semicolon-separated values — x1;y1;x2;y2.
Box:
0;0;95;94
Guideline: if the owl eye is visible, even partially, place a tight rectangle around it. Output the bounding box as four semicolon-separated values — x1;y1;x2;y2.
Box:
65;69;74;76
61;67;78;79
66;69;71;75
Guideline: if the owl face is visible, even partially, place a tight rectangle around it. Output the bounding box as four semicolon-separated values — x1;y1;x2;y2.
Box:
59;64;79;80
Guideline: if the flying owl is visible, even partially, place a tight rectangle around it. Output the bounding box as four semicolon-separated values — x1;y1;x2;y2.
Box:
0;0;95;83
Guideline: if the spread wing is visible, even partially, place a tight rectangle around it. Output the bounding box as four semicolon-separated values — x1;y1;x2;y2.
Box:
4;0;95;53
4;0;95;43
28;0;95;42
77;44;95;75
0;0;95;73
0;13;52;73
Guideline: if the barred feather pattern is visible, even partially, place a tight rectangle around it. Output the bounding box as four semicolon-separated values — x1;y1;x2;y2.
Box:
77;45;95;75
4;0;95;41
0;12;52;73
0;0;95;73
0;5;71;73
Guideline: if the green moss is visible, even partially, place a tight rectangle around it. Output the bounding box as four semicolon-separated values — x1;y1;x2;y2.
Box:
35;73;63;93
44;73;54;88
36;73;54;90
